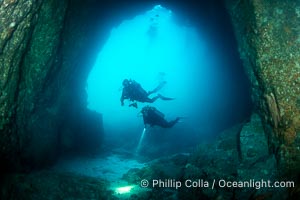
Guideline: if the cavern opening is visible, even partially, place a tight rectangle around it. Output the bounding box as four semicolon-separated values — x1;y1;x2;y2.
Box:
6;0;300;199
86;3;252;154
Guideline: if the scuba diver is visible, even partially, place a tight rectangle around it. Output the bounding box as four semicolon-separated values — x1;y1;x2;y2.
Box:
120;79;174;108
141;106;180;128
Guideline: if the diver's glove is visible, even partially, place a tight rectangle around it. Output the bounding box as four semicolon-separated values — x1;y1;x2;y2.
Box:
129;102;138;108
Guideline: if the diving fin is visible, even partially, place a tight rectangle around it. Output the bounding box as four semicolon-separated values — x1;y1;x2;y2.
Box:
177;117;188;123
149;81;167;94
158;94;175;100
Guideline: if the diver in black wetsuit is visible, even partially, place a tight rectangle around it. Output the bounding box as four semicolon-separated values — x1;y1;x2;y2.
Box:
141;106;180;128
120;79;174;108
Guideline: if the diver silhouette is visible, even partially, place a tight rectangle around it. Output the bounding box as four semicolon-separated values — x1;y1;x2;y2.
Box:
141;106;180;128
120;79;174;108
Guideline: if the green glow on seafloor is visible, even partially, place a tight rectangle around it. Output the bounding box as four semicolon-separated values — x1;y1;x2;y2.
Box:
115;185;135;194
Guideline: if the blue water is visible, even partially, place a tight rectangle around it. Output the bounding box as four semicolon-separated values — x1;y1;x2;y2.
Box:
86;4;250;153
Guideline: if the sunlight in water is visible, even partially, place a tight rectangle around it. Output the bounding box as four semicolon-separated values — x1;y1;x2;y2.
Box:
86;5;211;135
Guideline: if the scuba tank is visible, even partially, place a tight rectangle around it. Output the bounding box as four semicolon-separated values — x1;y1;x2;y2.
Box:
142;106;164;118
152;107;165;118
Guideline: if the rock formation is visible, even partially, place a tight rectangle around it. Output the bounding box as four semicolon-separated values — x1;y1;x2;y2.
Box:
226;0;300;176
0;0;104;172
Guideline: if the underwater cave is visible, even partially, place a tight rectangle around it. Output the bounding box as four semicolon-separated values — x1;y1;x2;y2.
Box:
0;0;299;199
86;3;252;152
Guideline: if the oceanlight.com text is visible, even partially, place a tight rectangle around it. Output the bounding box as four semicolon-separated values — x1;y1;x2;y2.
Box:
140;179;295;190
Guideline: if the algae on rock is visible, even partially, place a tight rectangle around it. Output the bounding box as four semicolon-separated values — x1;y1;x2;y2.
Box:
226;0;300;175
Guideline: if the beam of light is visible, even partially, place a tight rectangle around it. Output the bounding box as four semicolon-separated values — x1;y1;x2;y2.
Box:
136;127;146;154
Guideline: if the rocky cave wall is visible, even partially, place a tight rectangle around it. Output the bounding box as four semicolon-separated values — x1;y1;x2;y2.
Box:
0;0;108;172
226;0;300;176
